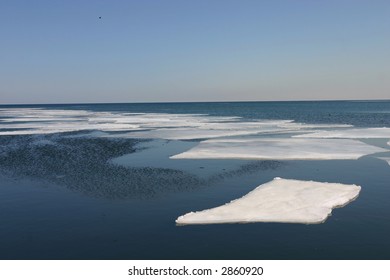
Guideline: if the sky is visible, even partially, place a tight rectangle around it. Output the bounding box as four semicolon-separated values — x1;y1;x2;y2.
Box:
0;0;389;104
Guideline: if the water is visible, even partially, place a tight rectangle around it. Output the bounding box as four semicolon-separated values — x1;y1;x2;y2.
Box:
2;100;390;126
0;100;389;259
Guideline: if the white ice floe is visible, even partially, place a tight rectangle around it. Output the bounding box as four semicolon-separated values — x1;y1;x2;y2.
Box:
0;107;375;139
176;178;361;225
171;138;387;160
0;107;360;138
100;121;370;140
293;128;390;139
277;122;353;129
108;121;356;140
108;127;286;140
0;108;248;136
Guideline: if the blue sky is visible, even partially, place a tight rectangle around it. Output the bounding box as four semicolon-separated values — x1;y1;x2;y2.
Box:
1;0;389;104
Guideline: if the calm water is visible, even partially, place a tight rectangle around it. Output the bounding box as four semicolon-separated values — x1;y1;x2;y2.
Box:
0;100;390;259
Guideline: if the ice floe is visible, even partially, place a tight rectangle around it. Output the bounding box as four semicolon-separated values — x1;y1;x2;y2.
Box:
294;128;390;139
0;107;359;138
176;178;361;224
108;121;358;140
277;122;353;129
110;139;252;177
0;108;250;136
108;127;282;140
171;138;387;160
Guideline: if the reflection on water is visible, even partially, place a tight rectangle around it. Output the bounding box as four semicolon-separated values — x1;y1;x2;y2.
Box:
0;135;204;199
0;135;283;199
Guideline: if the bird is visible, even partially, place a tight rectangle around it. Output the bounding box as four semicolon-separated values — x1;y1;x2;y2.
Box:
99;16;102;19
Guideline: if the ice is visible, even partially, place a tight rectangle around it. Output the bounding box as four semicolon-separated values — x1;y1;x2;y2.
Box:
293;128;390;139
110;139;251;177
176;178;361;224
103;121;368;140
0;108;249;136
171;138;387;160
0;108;348;138
277;123;353;129
106;120;343;140
108;127;286;140
0;107;372;139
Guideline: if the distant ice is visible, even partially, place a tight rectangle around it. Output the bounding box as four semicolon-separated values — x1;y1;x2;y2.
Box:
107;121;356;140
171;138;386;160
294;128;390;139
277;123;353;129
0;108;248;136
0;107;358;138
176;178;361;224
108;127;283;140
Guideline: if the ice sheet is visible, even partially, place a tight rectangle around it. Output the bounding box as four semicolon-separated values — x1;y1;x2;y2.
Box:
108;127;289;140
171;138;387;160
176;178;361;224
293;128;390;139
0;107;357;138
110;140;251;177
0;108;247;135
277;123;353;129
110;121;354;140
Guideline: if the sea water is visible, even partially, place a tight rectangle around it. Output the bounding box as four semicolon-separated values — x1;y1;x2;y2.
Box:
0;100;390;259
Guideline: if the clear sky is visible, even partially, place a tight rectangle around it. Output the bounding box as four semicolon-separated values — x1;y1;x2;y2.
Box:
1;0;389;104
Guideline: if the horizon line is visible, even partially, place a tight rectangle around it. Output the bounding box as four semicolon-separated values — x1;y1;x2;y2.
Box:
1;98;390;106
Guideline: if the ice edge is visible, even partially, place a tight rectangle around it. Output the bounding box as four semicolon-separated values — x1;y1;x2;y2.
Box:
176;178;361;225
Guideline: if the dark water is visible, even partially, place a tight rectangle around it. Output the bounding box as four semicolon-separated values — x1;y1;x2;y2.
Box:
0;101;390;259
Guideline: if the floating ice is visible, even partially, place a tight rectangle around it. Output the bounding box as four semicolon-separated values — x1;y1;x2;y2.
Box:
294;128;390;139
277;122;353;129
171;138;387;160
108;127;284;140
176;178;361;224
110;139;251;177
0;108;247;136
111;121;356;140
0;107;358;137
